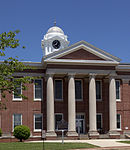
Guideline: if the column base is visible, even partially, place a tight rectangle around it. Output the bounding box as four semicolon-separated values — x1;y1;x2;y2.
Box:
66;131;78;137
109;130;120;139
46;131;57;139
88;130;99;139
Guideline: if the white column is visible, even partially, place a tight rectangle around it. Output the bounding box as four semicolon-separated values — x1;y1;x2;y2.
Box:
46;74;57;137
109;76;119;135
67;74;78;137
89;74;99;136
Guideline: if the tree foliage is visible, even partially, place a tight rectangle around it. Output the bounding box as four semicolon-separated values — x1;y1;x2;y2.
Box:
0;30;33;109
13;125;30;142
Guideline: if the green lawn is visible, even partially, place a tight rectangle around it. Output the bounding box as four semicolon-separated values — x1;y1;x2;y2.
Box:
118;141;130;144
0;142;97;150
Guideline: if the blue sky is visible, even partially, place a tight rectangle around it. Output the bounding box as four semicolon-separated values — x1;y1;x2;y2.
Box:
0;0;130;62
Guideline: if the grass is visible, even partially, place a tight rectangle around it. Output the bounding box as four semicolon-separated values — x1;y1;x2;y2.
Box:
118;141;130;144
0;142;98;150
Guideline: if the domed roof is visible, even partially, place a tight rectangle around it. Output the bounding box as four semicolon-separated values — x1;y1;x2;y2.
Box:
47;26;64;34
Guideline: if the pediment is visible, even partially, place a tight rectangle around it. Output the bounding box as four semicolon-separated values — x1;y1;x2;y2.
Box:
43;41;121;65
58;48;105;60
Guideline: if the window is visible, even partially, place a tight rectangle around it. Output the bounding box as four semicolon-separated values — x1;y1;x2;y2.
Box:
34;79;43;100
13;114;22;130
75;80;82;100
96;80;102;100
55;113;63;130
55;80;63;100
117;114;121;129
116;80;120;100
13;80;22;100
34;114;42;131
96;113;102;130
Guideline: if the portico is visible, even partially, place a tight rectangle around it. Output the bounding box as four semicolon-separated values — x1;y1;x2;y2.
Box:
45;69;119;138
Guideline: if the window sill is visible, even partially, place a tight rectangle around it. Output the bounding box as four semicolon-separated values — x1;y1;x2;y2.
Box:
13;99;22;101
76;99;83;101
34;99;42;101
34;130;42;132
55;99;63;101
116;99;121;102
96;99;102;101
117;129;122;131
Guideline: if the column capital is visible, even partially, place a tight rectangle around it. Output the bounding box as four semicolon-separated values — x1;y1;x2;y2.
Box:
45;73;54;81
68;73;75;79
89;73;96;79
109;74;117;80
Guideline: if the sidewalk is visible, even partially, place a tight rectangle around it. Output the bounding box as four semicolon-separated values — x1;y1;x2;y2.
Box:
28;139;130;149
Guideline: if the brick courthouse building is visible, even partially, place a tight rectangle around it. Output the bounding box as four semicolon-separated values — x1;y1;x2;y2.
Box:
0;25;130;140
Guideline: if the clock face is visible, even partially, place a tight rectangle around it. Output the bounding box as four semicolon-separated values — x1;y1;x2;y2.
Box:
52;40;60;49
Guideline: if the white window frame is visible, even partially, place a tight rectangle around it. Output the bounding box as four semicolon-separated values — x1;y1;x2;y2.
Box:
116;80;121;101
75;79;83;101
96;113;103;130
96;80;102;101
54;79;63;101
13;80;22;101
12;114;22;131
34;79;43;101
34;114;43;132
55;113;63;130
117;114;121;130
76;113;85;134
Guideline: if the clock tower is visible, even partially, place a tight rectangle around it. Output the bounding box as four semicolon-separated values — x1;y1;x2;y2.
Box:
41;24;69;56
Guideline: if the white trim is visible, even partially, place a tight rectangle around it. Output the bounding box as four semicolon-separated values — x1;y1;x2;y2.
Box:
117;114;121;130
12;114;22;131
96;80;102;101
75;79;83;101
116;80;121;101
96;113;103;129
34;79;43;101
44;59;119;66
76;113;85;134
13;81;22;101
55;113;63;130
43;41;121;62
34;114;43;132
54;79;63;101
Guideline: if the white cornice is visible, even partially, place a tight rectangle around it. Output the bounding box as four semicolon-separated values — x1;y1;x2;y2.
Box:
45;59;119;66
46;68;116;75
43;40;121;62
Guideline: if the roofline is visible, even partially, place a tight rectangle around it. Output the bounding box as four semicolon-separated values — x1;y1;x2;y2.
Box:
43;40;121;62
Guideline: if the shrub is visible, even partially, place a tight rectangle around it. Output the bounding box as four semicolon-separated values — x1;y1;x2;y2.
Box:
13;125;30;142
0;128;2;136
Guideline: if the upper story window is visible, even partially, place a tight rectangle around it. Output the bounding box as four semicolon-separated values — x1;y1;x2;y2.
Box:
34;79;43;101
116;80;120;101
13;80;22;101
75;80;82;100
34;114;43;132
54;79;63;100
96;80;102;101
117;114;121;130
13;114;22;130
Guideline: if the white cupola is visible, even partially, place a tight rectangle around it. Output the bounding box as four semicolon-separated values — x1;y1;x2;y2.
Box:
41;24;69;56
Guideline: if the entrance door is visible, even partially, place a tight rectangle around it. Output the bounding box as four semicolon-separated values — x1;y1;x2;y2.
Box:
76;114;85;134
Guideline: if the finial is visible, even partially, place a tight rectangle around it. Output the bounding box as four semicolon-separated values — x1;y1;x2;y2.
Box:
54;20;56;26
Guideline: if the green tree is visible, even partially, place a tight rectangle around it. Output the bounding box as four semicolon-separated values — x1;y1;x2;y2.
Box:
13;125;30;142
0;30;33;109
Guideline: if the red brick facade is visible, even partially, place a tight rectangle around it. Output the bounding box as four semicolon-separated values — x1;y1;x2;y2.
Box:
0;40;130;141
